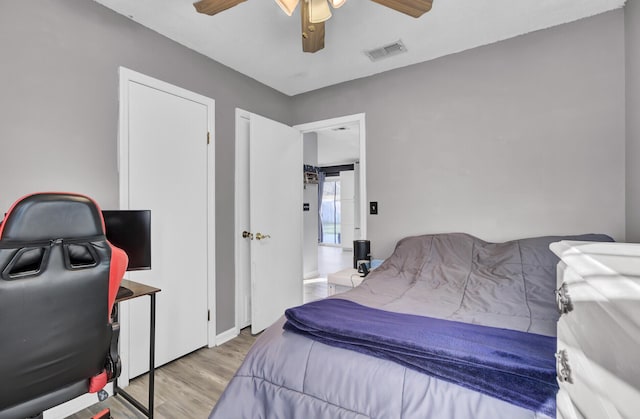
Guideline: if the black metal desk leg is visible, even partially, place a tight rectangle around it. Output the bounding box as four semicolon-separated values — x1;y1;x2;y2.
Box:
113;281;160;419
149;293;156;419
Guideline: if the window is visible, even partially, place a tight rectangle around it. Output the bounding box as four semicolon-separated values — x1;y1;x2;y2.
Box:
320;177;341;244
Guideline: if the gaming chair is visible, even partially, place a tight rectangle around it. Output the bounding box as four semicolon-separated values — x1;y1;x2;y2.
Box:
0;193;128;419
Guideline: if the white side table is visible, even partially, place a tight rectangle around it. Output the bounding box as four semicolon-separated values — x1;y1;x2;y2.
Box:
327;268;364;296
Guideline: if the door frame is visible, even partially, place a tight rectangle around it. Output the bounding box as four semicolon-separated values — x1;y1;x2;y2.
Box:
117;67;216;387
233;109;252;334
234;111;366;334
294;113;367;241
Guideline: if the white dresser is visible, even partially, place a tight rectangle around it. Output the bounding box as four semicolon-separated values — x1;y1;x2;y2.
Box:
550;241;640;419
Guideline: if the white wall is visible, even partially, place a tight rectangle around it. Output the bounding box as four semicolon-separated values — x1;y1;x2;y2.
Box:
340;171;355;250
354;162;361;239
302;133;319;278
316;129;359;165
292;11;626;258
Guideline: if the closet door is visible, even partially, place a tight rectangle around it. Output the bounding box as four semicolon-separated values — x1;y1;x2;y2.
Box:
119;68;215;378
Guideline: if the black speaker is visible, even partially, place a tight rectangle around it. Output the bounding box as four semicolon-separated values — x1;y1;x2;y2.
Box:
353;240;371;269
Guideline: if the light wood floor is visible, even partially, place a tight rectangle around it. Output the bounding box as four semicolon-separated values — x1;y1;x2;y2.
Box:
70;327;256;419
71;282;331;419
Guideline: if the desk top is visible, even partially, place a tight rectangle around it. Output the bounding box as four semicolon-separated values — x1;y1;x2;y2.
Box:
116;279;161;303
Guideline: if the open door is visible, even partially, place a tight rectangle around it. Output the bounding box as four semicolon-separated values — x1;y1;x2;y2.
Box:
247;113;303;334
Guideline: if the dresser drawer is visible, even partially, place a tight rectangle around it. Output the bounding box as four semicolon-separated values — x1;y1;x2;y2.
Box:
557;266;640;383
556;387;585;419
557;319;636;418
557;266;640;418
552;241;640;419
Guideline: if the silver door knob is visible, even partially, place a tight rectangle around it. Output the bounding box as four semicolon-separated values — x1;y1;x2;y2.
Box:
255;232;271;240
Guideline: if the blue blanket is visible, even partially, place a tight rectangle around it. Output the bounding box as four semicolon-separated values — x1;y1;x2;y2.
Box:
284;299;558;417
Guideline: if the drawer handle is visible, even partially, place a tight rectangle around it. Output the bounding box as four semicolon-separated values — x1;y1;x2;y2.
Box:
555;349;573;383
555;283;573;314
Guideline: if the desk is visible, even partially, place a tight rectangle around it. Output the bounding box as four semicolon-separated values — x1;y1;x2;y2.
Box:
114;279;161;419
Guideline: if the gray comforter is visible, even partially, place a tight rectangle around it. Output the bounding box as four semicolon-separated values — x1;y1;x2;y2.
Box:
210;233;612;419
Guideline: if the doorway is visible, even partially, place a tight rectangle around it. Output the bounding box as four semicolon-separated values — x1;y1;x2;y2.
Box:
296;114;367;288
234;112;366;332
234;109;303;335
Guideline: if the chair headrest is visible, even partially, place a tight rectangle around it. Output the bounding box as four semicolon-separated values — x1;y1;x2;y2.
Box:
0;193;105;242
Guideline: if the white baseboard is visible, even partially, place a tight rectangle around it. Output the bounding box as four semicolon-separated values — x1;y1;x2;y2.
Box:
303;277;327;284
44;383;113;419
216;327;239;346
303;270;320;280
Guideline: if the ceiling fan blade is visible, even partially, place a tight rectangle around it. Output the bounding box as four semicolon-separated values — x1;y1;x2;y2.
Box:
301;0;325;53
193;0;248;16
370;0;433;18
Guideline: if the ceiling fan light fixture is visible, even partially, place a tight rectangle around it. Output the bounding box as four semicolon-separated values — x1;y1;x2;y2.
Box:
308;0;332;23
275;0;300;16
194;0;434;54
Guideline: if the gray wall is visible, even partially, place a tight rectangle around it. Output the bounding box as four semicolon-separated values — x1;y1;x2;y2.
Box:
292;11;626;258
0;0;291;333
627;0;640;242
0;1;629;335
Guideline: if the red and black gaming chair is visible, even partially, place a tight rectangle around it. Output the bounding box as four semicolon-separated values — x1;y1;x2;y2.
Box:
0;193;128;419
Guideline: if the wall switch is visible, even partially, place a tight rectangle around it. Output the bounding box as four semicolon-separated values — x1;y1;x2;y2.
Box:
370;201;378;215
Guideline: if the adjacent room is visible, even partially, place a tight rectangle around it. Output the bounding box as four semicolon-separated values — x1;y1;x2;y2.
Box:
1;0;639;418
302;121;363;299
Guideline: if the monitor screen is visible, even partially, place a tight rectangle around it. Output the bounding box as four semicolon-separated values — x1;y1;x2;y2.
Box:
102;210;151;271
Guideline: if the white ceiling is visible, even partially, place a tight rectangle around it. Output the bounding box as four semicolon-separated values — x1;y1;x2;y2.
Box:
93;0;625;96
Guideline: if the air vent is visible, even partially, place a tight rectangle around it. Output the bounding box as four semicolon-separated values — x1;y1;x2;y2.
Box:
364;40;407;62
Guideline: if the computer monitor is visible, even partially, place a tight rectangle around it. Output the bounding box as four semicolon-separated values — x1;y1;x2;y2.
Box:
102;210;151;271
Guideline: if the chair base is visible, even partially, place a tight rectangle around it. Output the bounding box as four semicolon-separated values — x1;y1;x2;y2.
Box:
0;380;87;419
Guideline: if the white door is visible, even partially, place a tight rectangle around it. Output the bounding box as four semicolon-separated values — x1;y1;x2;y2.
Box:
340;170;355;250
248;113;303;334
119;69;214;379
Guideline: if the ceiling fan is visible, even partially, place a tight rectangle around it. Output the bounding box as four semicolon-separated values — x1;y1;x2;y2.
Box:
193;0;433;53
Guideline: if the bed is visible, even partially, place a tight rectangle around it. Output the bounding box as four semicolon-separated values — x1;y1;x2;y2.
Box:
210;232;613;419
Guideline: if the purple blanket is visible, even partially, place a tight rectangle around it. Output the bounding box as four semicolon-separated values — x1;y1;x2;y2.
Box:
284;298;558;417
